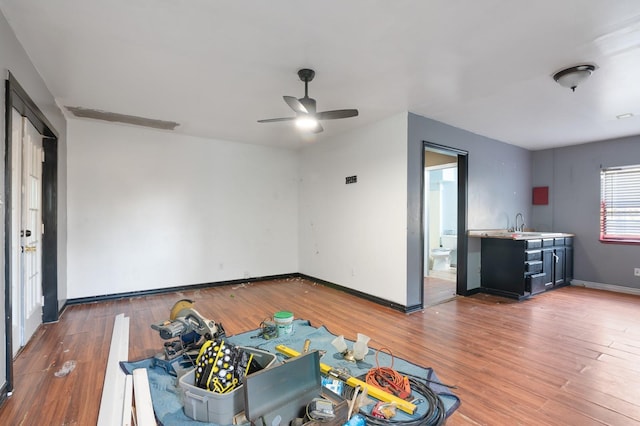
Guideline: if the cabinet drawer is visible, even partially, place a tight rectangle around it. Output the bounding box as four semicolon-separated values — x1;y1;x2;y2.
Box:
525;260;543;273
526;273;548;294
542;238;554;247
554;237;565;246
525;250;541;261
525;239;542;249
564;237;573;246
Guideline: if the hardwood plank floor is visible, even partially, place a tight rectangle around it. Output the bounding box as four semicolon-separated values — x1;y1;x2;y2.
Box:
2;278;640;425
424;270;457;307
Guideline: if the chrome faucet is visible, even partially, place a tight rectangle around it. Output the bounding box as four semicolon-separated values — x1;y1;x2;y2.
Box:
515;213;525;232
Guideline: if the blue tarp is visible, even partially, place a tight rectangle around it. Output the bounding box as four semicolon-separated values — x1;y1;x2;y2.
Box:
121;319;460;425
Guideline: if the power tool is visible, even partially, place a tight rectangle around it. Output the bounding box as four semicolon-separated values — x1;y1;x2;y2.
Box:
150;299;225;375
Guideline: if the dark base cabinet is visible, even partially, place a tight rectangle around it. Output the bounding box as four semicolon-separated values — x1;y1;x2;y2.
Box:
480;236;573;300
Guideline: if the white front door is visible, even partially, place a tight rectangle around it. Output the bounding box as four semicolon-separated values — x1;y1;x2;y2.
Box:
11;111;44;354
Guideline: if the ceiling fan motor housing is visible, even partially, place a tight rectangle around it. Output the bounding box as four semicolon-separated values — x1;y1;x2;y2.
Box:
298;68;315;82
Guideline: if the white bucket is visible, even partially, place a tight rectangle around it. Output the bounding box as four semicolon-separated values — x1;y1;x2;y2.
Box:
273;311;294;336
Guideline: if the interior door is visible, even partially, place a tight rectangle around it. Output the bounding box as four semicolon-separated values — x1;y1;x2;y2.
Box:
11;113;44;353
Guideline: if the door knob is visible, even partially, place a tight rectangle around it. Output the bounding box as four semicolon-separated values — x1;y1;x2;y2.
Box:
23;245;37;252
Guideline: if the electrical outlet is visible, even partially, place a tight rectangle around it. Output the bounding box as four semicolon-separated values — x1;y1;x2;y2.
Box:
635;268;640;277
345;175;357;184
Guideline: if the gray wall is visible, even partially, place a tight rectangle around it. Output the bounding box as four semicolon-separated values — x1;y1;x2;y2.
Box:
532;135;640;289
407;113;532;307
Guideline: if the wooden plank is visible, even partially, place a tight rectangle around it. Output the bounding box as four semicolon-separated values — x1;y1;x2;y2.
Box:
133;368;156;426
122;374;133;426
97;313;130;426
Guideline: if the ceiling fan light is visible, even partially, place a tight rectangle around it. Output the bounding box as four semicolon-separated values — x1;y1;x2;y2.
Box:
553;64;596;91
295;116;319;131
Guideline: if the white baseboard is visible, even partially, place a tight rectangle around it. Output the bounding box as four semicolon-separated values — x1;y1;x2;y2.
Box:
571;280;640;296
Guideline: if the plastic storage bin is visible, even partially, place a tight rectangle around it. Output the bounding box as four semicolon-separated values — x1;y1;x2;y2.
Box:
179;347;277;425
244;350;347;426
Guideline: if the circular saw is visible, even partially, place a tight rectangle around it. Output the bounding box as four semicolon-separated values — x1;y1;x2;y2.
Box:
151;299;226;375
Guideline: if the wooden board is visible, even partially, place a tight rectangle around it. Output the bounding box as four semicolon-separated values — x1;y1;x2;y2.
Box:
97;313;130;426
133;368;156;426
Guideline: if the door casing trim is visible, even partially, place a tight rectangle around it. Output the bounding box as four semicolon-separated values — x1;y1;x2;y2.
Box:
4;72;59;396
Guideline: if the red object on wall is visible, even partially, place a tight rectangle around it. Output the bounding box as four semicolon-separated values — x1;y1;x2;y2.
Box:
532;186;549;205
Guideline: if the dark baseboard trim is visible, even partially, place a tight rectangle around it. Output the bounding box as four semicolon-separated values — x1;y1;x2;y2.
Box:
404;303;424;313
462;287;482;296
0;381;8;406
64;273;299;307
63;272;420;314
297;274;411;313
479;286;529;301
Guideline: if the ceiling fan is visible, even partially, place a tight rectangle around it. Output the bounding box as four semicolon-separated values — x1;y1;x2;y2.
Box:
258;68;359;133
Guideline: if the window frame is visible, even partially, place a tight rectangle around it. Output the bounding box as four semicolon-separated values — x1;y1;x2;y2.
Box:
600;164;640;244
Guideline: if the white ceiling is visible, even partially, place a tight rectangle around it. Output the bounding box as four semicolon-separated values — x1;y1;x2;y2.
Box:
2;0;640;151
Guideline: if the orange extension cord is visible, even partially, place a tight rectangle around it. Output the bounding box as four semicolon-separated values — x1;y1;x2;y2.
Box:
365;347;412;400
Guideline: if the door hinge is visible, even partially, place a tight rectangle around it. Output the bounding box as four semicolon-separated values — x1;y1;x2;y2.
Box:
41;296;45;306
41;150;45;163
42;223;45;235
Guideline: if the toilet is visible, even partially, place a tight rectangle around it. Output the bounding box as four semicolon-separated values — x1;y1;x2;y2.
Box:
441;234;457;267
431;248;451;271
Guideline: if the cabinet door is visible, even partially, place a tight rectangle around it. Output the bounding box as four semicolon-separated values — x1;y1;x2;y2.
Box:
565;246;573;282
542;248;554;289
554;247;565;286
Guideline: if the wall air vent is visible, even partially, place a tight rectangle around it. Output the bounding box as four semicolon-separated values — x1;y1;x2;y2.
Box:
65;106;180;130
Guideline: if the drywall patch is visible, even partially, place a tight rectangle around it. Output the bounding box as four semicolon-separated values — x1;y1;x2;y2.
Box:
65;106;180;130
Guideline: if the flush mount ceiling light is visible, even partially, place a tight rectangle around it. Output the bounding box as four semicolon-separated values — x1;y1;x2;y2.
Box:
553;64;596;92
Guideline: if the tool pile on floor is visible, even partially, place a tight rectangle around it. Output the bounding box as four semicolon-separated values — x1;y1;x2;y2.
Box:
106;299;458;426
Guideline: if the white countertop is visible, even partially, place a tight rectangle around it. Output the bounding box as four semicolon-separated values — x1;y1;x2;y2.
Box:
468;230;574;240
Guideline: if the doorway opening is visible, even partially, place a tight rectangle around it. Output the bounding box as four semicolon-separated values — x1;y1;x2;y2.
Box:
422;142;468;307
4;72;59;398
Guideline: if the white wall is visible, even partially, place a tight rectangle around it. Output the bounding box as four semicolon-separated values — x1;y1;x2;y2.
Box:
67;120;298;299
298;113;408;305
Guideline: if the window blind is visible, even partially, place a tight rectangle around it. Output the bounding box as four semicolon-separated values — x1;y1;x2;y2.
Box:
600;165;640;242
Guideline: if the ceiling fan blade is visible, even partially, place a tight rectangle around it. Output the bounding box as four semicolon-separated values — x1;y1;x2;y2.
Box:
283;96;308;114
316;109;359;120
257;117;296;123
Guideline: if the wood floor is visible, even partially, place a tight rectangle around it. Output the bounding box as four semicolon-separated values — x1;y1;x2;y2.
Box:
424;268;457;307
2;278;640;425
